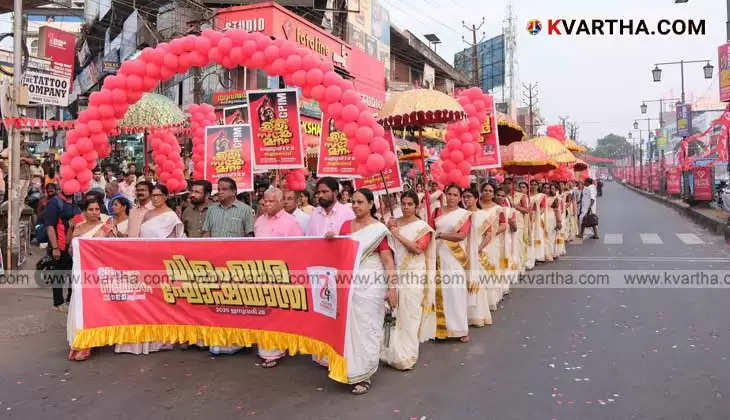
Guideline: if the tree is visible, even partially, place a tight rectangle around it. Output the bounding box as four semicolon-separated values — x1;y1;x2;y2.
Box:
591;133;632;158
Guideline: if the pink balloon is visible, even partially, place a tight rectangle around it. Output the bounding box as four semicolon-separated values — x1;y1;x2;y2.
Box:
271;58;286;75
449;169;462;182
301;54;319;71
440;149;451;161
62;179;81;195
310;85;326;101
341;104;359;122
457;160;471;175
327;102;344;119
88;120;103;134
458;175;470;189
291;70;306;86
370;138;388;154
366;154;385;173
383;151;396;168
60;153;72;165
60;165;75;179
450;150;464;164
102;118;116;131
229;47;244;64
70;156;88;172
264;45;280;61
285;54;302;73
460;132;473;143
325;85;342;103
373;124;385;138
343;122;358;138
77;169;93;183
334;119;345;131
77;137;93;153
461;142;476;157
99;104;115;119
112;88;127;104
195;36;211;55
447;139;462;151
341;89;360;106
463;104;476;115
353;145;370;163
163;53;179;70
218;37;232;54
356;126;373;144
143;76;158;91
306;68;324;87
66;144;79;157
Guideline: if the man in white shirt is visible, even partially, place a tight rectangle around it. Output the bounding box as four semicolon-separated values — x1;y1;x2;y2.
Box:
90;167;107;191
283;189;310;234
579;177;599;239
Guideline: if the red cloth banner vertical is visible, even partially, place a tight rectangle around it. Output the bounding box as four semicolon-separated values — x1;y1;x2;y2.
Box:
667;167;681;194
204;124;254;192
247;88;305;169
693;166;713;201
355;130;403;193
70;237;360;383
472;95;501;170
316;110;358;178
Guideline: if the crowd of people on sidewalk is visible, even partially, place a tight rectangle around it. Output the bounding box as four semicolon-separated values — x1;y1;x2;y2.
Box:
40;164;600;395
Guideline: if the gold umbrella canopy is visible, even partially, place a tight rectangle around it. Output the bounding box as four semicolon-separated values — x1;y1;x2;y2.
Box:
573;158;588;171
496;112;527;145
565;138;588;153
378;89;465;128
500;141;558;174
119;93;187;128
528;136;578;164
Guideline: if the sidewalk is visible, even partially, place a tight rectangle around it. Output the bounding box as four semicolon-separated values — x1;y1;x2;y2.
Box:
620;181;730;243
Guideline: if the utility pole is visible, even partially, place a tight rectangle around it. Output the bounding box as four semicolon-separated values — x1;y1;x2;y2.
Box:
8;0;23;270
462;18;486;89
521;82;539;137
558;115;569;136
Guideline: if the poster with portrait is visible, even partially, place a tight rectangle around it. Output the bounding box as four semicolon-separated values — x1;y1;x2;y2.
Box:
204;124;254;192
247;88;305;169
224;105;249;125
316;110;358;178
471;95;502;170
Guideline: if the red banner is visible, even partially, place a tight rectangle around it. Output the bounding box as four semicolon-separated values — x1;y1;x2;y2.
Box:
224;104;249;125
355;130;403;193
472;95;501;170
70;237;360;383
693;166;713;201
667;167;681;194
317;110;358;178
247;88;305;169
204;124;254;192
651;165;661;191
38;26;76;88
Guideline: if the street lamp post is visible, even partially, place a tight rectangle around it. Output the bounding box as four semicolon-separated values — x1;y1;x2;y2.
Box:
640;97;680;129
634;118;660;190
651;59;714;104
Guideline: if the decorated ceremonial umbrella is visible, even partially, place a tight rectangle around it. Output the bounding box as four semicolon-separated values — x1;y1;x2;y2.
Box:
565;138;588;153
499;141;559;175
119;93;187;175
573;157;588;172
378;88;465;223
496;112;527;145
529;136;578;163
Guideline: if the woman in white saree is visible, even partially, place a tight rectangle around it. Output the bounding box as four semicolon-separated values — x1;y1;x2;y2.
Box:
527;180;546;267
340;188;397;395
67;197;112;361
555;182;568;256
544;182;562;261
494;188;517;297
381;190;434;370
469;183;506;317
433;185;471;342
115;184;184;355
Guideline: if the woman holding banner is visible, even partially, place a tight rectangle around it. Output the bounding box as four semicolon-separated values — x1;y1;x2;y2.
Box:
382;190;434;371
433;185;470;343
337;188;397;395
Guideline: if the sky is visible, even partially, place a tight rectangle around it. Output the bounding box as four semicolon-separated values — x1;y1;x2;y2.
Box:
384;0;727;147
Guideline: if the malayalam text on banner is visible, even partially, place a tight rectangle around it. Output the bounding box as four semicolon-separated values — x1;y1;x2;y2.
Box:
247;88;305;169
204;124;254;192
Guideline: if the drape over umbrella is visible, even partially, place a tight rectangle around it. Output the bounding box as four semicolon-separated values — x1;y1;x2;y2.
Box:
378;89;466;225
119;93;187;175
496;112;527;145
499;141;559;174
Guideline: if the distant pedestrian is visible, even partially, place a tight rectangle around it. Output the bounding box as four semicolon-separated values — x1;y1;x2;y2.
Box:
597;179;604;197
579;178;599;239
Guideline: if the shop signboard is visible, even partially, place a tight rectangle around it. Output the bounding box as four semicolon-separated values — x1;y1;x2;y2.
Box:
692;165;713;201
213;90;247;106
224;105;249;125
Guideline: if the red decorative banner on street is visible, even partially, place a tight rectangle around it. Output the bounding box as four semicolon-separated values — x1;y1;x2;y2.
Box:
667;167;681;194
247;88;305;169
472;95;501;170
69;237;360;383
355;130;403;193
317;110;358;178
693;166;713;201
204;124;254;192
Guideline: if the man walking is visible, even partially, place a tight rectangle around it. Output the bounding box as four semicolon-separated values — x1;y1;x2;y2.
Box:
283;189;310;233
253;188;303;367
42;188;80;311
183;180;212;238
579;178;599;239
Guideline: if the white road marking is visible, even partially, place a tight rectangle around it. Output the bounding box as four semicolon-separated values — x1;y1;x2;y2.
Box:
604;234;623;245
676;233;704;245
640;233;663;244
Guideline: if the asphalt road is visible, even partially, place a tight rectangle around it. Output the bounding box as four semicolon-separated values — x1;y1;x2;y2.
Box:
2;181;730;420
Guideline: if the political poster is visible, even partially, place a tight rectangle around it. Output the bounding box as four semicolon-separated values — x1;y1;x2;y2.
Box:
204;124;254;192
247;88;305;169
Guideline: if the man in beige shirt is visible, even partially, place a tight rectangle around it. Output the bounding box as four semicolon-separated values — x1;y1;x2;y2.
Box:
127;181;155;237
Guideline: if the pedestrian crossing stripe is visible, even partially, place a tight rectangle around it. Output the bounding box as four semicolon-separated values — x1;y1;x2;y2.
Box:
604;234;623;245
580;233;710;245
676;233;704;245
640;233;663;244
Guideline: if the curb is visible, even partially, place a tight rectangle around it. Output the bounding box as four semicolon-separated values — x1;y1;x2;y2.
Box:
619;182;730;243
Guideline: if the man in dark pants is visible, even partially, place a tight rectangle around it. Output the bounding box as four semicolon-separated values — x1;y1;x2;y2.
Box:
42;189;80;312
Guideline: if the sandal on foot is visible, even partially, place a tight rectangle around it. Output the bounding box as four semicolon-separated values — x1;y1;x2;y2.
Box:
260;359;279;368
459;335;470;343
351;380;371;395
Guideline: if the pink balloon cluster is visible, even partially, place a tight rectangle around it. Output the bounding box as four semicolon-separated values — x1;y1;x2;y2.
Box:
438;87;489;188
59;29;389;193
429;160;444;190
148;130;187;193
188;103;216;179
546;124;565;142
285;168;308;191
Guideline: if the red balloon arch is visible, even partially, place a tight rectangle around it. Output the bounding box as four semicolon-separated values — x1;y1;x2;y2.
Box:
59;29;393;195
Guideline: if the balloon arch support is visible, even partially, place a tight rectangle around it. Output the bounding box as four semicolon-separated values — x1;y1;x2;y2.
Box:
59;29;401;195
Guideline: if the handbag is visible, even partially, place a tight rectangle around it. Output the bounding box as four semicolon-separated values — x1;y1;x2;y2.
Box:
581;211;599;228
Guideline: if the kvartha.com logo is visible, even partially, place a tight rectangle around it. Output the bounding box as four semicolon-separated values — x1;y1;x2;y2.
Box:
526;18;705;36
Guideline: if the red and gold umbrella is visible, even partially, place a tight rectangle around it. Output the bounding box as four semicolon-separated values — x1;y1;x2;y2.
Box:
500;141;559;174
496;112;527;145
